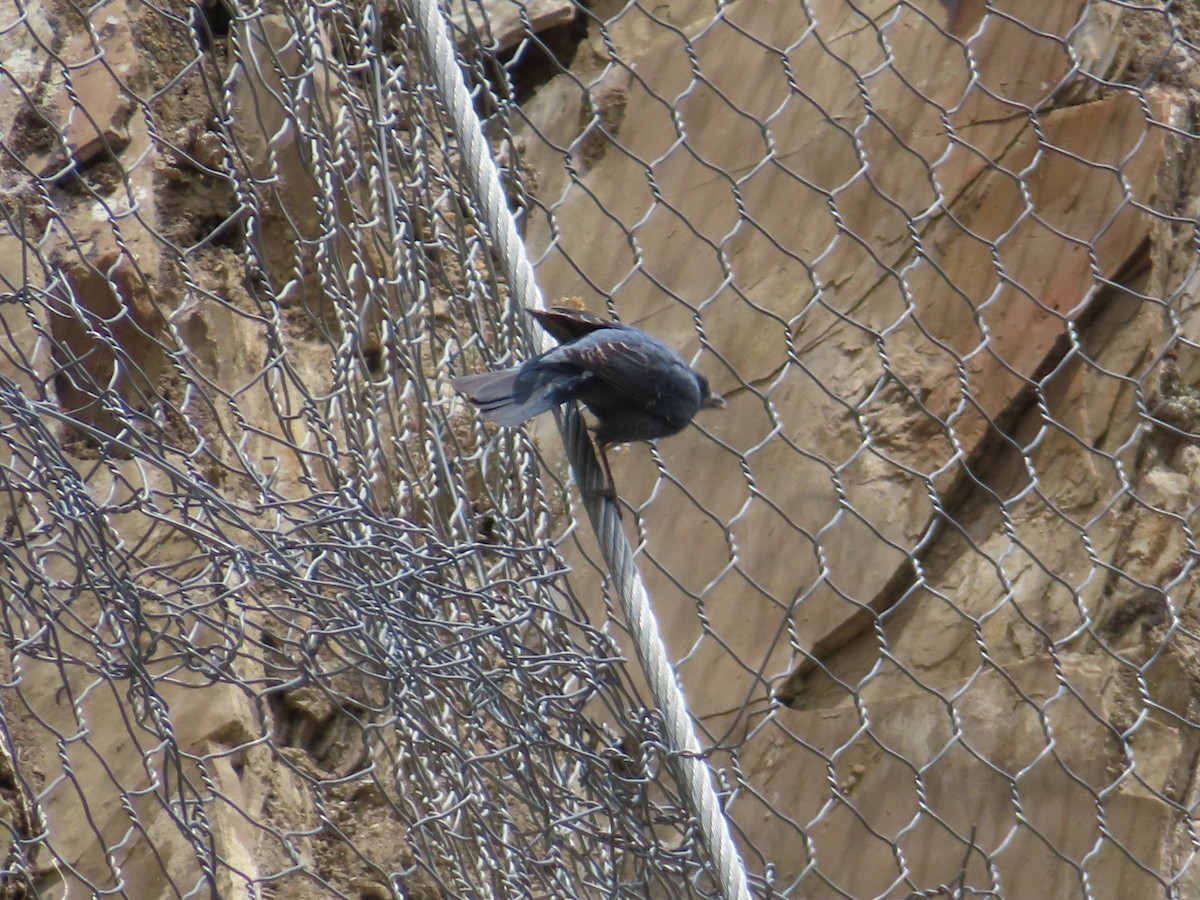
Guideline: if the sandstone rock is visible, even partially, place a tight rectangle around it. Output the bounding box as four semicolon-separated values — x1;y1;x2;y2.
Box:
517;0;1186;890
230;14;390;327
24;1;138;177
0;230;50;408
0;0;56;156
0;0;1191;894
190;130;227;172
50;245;166;436
448;0;576;53
525;0;1163;715
735;655;1188;897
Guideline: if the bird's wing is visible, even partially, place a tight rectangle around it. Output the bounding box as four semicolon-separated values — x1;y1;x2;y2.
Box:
557;330;694;416
526;306;624;344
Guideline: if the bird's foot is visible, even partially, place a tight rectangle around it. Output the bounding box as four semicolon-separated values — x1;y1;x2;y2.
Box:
589;444;622;516
584;485;623;518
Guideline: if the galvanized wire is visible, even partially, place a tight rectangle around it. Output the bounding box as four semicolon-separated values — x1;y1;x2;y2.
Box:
0;0;1198;898
403;0;751;895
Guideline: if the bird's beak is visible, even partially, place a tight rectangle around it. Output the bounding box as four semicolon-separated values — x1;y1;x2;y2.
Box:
704;393;727;410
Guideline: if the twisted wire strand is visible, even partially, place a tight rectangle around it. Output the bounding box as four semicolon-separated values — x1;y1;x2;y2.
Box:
401;0;753;896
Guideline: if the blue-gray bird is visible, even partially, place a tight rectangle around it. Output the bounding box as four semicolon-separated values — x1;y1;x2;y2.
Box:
454;306;725;497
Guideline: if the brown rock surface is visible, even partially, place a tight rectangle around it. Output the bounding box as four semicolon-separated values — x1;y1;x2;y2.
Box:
0;2;363;896
228;14;394;344
0;0;1198;895
25;7;137;177
49;246;166;435
517;0;1200;892
525;0;1172;697
448;0;577;52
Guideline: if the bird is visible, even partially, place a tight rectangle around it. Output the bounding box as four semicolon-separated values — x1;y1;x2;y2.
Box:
454;306;726;499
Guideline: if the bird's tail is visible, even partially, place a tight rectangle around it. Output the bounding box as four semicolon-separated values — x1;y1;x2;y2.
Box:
453;368;558;427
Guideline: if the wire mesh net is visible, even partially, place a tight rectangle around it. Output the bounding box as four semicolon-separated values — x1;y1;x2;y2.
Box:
0;0;1198;896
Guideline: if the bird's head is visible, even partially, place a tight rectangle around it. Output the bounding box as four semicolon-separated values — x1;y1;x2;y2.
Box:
696;373;727;410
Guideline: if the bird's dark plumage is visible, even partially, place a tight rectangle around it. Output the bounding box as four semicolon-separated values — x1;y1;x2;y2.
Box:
454;306;725;497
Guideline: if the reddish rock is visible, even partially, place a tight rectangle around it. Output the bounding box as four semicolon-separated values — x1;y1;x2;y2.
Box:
26;3;138;176
50;247;165;436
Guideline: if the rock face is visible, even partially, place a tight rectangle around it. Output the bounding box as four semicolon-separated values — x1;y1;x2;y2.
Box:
447;0;577;52
0;1;414;897
50;247;166;436
516;0;1200;894
0;0;1199;897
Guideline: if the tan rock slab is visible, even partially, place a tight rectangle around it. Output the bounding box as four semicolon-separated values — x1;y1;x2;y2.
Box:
449;0;576;53
518;0;1181;889
523;0;1162;712
25;2;138;177
50;245;166;435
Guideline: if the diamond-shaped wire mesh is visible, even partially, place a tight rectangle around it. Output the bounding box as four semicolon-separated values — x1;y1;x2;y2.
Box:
0;0;1198;897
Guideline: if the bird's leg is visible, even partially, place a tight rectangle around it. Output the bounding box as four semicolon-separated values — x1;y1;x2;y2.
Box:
582;424;620;514
583;425;617;501
595;443;618;503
